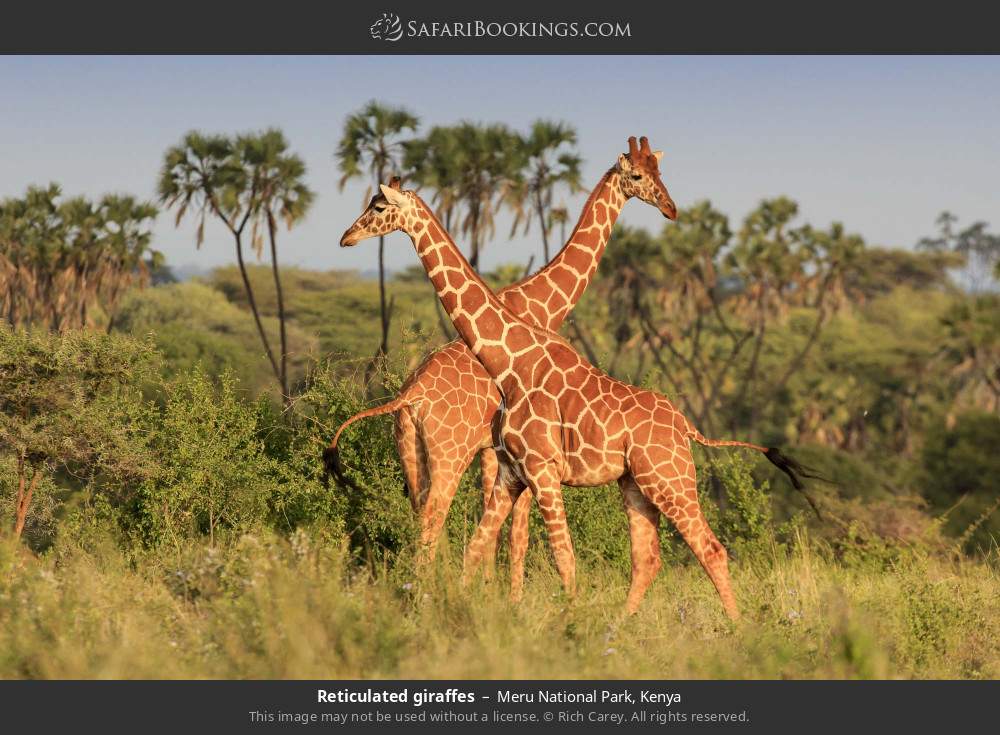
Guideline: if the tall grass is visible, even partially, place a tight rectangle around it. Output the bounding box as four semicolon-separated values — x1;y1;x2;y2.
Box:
2;529;997;680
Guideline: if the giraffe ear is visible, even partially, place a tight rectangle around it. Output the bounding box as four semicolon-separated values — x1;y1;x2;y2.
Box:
617;153;632;173
653;150;664;163
379;183;407;207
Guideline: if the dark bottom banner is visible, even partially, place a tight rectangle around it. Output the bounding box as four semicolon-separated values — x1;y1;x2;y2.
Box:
1;680;995;733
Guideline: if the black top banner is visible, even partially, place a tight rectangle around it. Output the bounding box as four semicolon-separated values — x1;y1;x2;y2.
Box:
3;0;1000;53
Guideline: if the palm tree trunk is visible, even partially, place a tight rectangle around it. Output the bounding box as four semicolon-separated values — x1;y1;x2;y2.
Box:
536;192;550;263
378;235;390;357
469;203;481;271
267;212;290;402
233;233;281;385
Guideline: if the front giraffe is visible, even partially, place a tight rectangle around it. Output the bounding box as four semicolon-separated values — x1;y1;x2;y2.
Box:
339;175;817;619
327;137;676;594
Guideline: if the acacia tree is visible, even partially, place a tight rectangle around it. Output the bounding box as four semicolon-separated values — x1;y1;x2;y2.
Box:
724;198;811;434
0;325;156;543
510;120;582;262
336;102;419;365
597;207;750;433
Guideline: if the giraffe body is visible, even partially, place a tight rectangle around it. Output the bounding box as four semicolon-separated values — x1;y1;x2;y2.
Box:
338;141;781;618
339;141;815;617
328;139;676;584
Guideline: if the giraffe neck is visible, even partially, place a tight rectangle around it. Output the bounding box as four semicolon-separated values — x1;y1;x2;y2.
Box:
403;196;537;384
502;168;625;331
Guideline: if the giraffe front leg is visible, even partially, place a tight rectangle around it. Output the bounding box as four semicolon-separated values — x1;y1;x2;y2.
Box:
478;447;501;576
528;474;576;598
462;478;516;586
508;486;531;602
619;475;662;615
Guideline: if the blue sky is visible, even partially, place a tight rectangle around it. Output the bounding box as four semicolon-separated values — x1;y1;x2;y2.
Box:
1;56;997;276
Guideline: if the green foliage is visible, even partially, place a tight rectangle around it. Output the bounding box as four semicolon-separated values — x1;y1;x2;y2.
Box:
133;369;282;547
292;365;415;556
0;325;157;545
114;280;317;397
921;411;1000;552
0;323;997;680
704;454;775;556
207;265;445;374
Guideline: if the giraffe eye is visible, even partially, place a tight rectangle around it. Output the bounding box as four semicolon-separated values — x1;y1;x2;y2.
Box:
374;203;387;212
630;174;642;181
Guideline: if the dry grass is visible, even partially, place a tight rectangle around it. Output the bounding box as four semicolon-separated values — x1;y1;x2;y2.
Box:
2;530;997;680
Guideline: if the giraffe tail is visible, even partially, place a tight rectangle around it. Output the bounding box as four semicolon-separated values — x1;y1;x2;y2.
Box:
322;393;411;491
687;429;825;519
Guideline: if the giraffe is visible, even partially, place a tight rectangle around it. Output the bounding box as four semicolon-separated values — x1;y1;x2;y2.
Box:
326;137;676;594
338;172;816;619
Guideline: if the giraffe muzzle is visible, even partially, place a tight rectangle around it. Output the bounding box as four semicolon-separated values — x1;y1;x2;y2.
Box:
340;227;363;247
659;197;677;221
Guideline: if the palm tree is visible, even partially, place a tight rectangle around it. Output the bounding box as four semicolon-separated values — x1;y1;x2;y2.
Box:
1;186;159;332
451;122;524;271
0;185;69;330
511;121;582;262
96;194;160;333
404;125;463;231
336;102;419;365
237;129;315;400
406;123;525;271
549;205;569;247
159;131;283;393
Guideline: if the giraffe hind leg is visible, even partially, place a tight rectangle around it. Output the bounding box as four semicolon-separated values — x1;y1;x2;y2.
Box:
629;446;739;620
393;406;427;513
619;475;662;614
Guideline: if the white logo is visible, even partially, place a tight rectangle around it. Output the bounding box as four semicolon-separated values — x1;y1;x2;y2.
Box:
370;13;403;42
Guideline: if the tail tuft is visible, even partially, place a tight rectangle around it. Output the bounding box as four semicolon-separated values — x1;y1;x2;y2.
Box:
322;444;365;495
764;447;825;519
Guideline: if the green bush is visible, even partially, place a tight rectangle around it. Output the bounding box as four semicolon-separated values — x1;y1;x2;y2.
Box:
921;411;1000;552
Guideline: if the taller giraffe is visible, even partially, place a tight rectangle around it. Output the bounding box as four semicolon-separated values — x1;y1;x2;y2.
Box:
327;137;676;585
339;174;816;619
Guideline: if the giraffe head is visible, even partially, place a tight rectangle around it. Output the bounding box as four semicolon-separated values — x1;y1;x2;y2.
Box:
340;176;416;246
617;135;676;220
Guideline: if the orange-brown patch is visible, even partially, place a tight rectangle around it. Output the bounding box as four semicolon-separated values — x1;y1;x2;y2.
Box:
550;266;577;297
506;325;534;353
460;285;487;315
477;310;504;342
